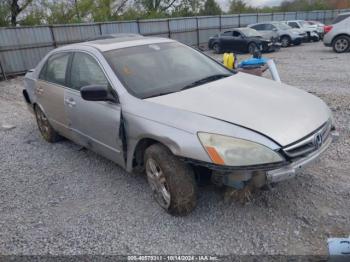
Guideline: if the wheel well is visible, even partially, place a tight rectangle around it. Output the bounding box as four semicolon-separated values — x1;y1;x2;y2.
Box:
332;34;350;44
132;138;165;171
280;35;291;40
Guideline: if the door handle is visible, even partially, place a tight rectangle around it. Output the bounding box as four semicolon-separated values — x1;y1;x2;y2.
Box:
65;98;76;107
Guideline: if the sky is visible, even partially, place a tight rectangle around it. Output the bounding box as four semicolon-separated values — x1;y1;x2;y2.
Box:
217;0;284;11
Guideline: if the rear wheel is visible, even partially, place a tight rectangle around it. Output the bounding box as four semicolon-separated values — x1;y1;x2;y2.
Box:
144;144;197;216
332;35;350;53
281;36;291;47
35;106;60;143
213;43;221;54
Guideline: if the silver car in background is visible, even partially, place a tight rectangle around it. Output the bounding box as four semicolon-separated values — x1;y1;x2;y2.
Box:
323;12;350;53
249;21;307;47
23;36;336;215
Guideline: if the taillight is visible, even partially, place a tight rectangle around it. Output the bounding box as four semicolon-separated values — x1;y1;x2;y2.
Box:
324;25;333;34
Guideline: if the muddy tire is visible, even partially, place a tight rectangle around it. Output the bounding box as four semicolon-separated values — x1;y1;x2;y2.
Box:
144;144;197;216
35;106;60;143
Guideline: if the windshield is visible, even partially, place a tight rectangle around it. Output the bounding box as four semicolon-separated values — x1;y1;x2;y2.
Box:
299;21;307;27
240;28;262;37
104;42;232;99
274;23;291;30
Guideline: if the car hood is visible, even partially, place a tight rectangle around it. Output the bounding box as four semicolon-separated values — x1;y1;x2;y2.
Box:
146;73;331;146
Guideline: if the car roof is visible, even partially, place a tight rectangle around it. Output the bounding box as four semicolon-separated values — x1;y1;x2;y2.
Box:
59;36;175;52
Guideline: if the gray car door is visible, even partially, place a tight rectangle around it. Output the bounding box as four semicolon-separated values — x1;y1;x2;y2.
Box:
64;51;125;167
36;52;71;138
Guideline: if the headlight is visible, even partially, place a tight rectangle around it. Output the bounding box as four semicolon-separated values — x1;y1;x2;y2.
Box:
198;132;284;166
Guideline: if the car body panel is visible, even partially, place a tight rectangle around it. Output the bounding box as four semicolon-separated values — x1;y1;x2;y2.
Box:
24;36;332;175
248;22;306;44
323;13;350;46
208;28;275;53
146;72;331;147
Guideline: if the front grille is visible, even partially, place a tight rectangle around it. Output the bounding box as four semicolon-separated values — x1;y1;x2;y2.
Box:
283;120;332;158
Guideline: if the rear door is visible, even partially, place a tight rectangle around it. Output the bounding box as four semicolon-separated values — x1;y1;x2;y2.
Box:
36;52;71;138
65;51;124;167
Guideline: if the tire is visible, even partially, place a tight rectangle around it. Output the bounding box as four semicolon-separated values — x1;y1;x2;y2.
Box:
144;144;197;216
35;106;60;143
281;36;291;47
213;43;221;54
248;42;258;54
332;35;350;53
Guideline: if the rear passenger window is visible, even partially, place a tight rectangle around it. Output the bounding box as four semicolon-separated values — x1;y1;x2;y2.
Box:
44;53;70;86
70;52;109;91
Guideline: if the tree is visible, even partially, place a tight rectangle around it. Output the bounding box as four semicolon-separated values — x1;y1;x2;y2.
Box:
0;2;10;26
200;0;221;15
228;0;254;14
136;0;179;14
8;0;33;26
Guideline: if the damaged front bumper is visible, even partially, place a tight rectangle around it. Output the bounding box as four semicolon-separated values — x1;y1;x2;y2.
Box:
266;131;338;183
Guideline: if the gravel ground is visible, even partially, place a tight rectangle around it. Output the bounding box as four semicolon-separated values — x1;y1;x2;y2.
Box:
0;42;349;256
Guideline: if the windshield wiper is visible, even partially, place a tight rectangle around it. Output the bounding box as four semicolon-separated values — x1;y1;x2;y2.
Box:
144;91;177;99
180;74;231;91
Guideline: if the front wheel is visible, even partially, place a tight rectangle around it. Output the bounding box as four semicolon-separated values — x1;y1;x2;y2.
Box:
212;43;221;54
144;144;198;216
332;35;350;53
281;36;291;47
248;42;258;54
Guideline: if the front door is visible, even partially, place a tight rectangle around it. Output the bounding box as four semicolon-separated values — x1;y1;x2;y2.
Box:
232;31;246;53
36;52;71;137
65;52;124;167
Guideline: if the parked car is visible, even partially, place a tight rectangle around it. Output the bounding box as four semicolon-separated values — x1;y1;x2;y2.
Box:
324;12;350;53
208;28;280;54
306;20;325;39
248;21;307;47
284;20;320;42
23;36;336;215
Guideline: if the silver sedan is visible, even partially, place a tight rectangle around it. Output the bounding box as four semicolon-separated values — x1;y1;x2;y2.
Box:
23;35;336;215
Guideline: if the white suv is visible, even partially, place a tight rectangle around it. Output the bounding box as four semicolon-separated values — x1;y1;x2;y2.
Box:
285;20;320;42
323;12;350;53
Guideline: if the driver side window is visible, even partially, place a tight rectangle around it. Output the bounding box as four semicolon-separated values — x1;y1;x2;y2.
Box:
232;31;242;37
288;22;299;28
70;52;109;91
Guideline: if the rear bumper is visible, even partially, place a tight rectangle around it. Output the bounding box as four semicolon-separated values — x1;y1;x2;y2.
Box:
266;131;338;183
22;89;34;114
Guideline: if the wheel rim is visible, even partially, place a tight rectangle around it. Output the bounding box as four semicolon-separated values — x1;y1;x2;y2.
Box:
213;44;219;53
335;38;349;52
36;108;50;140
281;38;289;47
249;44;256;54
146;158;171;209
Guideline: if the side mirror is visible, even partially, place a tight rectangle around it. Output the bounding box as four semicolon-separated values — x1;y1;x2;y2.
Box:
80;85;117;102
272;28;278;32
